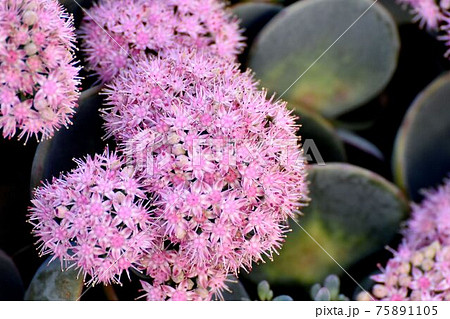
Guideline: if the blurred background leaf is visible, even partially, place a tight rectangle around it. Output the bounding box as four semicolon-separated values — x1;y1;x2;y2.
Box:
25;256;83;301
248;163;408;286
248;0;400;118
0;250;24;300
393;72;450;201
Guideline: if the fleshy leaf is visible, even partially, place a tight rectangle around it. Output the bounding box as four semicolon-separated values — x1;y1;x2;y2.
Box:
393;72;450;201
257;280;273;301
297;107;346;164
310;283;321;299
249;0;399;118
272;295;293;301
25;256;83;301
314;287;331;301
323;274;340;300
249;163;408;285
336;128;384;160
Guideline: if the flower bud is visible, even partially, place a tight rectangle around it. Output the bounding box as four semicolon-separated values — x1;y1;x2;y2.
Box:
172;144;185;156
398;275;411;287
356;291;372;301
372;284;388;299
23;10;38;25
25;42;38;56
411;252;424;266
56;206;68;219
421;258;434;271
175;225;187;240
167;132;180;144
399;262;411;274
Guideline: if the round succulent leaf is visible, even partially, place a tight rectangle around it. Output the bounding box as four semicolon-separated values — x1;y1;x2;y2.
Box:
338;294;350;301
393;72;450;201
314;287;331;301
249;0;400;118
272;295;293;301
257;280;273;301
310;283;321;299
295;106;346;164
0;250;24;300
249;163;408;285
323;274;340;299
25;256;83;301
30;86;105;191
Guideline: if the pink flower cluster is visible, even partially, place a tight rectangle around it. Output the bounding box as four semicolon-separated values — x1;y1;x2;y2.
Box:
371;241;450;301
0;0;80;142
80;0;244;83
398;0;450;57
29;151;157;285
29;50;308;300
406;181;450;246
370;179;450;300
103;49;308;300
29;0;308;301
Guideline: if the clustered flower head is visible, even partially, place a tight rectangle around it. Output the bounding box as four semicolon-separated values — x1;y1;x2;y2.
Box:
103;49;308;300
29;151;157;285
29;0;309;301
406;180;450;246
80;0;245;83
369;179;450;301
371;241;450;301
0;0;80;142
398;0;450;57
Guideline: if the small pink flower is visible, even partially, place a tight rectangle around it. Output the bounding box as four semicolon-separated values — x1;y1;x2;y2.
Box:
371;179;450;301
0;0;80;142
371;241;450;300
29;150;157;285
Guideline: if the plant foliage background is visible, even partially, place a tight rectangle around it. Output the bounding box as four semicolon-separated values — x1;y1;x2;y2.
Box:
1;0;450;301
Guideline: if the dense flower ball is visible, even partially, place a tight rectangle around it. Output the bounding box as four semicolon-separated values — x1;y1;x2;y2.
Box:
406;179;450;247
369;179;450;301
371;241;450;301
29;151;156;285
104;50;309;300
80;0;244;83
0;0;80;142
